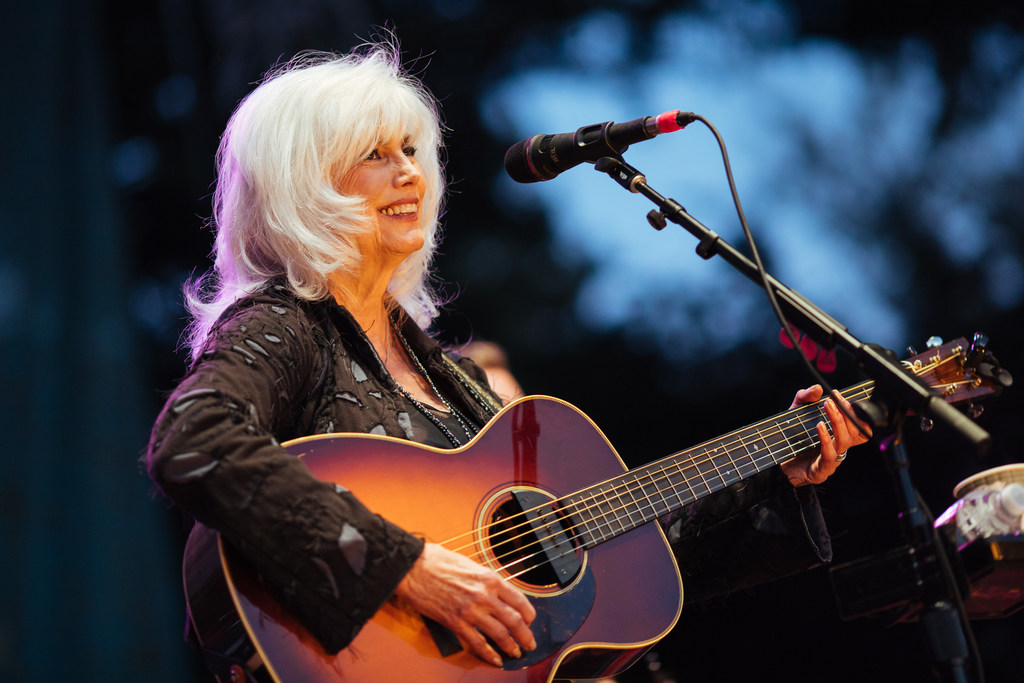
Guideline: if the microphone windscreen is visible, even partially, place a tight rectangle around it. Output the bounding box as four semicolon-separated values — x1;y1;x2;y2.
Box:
503;139;538;183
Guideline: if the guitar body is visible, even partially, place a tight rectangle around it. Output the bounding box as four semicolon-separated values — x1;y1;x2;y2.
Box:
185;397;683;682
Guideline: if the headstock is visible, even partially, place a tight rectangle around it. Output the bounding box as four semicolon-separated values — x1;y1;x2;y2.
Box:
904;333;1012;412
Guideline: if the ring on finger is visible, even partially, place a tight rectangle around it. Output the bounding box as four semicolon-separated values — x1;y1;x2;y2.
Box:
835;451;848;463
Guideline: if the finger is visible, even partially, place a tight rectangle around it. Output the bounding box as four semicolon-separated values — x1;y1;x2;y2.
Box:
815;421;840;481
481;613;522;659
816;420;834;456
499;584;536;625
825;397;851;453
838;394;872;442
494;581;537;646
790;384;823;409
499;600;536;652
457;622;505;668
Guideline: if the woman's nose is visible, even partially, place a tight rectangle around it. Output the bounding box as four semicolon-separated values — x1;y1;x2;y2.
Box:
394;155;422;186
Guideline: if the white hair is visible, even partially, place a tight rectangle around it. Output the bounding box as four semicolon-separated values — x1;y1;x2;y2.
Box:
183;43;445;360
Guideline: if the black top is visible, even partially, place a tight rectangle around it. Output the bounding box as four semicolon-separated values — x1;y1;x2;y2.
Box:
146;283;501;652
146;281;832;655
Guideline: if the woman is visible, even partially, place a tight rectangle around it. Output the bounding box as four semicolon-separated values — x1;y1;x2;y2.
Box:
146;42;867;676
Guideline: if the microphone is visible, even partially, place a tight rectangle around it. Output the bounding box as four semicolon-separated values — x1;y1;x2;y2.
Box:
504;110;697;183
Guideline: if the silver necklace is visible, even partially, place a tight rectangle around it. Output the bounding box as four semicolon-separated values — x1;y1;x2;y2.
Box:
393;326;477;447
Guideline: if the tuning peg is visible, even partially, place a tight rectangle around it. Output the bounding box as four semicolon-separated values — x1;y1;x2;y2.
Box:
975;360;1013;389
906;345;919;356
971;332;989;352
920;417;934;432
968;403;984;419
926;336;944;348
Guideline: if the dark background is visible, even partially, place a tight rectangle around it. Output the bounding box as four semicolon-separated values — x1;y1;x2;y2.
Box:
2;1;1023;681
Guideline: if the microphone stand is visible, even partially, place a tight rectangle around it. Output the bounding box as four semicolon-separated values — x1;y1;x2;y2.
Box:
593;155;988;682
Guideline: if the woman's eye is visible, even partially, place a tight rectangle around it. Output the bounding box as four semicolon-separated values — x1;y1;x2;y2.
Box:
366;149;382;161
403;146;417;157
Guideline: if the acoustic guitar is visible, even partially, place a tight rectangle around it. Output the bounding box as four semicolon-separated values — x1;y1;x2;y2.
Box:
182;337;1006;682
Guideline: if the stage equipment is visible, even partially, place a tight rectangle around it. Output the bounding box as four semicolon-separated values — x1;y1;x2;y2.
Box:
585;114;1012;683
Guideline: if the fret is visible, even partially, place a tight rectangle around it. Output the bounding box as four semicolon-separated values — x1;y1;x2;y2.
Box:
707;447;742;488
721;436;743;482
563;494;591;546
779;423;808;458
599;487;622;537
664;462;690;507
749;429;776;466
567;492;607;547
676;459;709;499
786;405;827;459
639;469;672;518
624;474;657;524
587;489;614;545
813;405;833;439
655;462;688;509
782;423;815;456
763;429;790;463
691;453;715;497
669;460;697;507
623;485;647;526
600;486;630;537
704;453;731;483
564;391;869;552
735;431;764;478
630;475;655;518
778;421;800;466
731;420;797;473
698;446;726;491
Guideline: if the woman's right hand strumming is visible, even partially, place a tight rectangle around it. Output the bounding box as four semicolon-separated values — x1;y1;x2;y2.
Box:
393;542;537;667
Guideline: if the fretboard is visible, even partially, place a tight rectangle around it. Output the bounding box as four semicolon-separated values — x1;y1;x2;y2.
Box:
562;384;867;549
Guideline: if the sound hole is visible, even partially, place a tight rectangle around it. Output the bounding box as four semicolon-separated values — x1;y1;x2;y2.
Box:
488;489;582;590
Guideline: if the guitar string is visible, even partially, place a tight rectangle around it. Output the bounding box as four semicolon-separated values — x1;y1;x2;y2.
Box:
464;383;865;577
496;375;968;585
491;377;978;580
469;351;968;570
487;368;974;581
439;352;966;578
421;351;956;570
491;362;975;577
445;385;859;570
436;387;843;573
459;381;869;555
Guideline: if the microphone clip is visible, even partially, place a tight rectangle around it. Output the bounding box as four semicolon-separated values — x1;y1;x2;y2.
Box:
593;156;646;193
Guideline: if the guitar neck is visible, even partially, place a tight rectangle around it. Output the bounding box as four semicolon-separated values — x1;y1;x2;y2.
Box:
563;382;872;549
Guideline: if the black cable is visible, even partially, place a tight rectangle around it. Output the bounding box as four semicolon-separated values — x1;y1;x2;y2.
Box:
691;113;870;440
695;114;983;681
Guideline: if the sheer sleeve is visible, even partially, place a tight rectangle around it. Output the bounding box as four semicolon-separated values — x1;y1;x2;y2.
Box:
146;296;423;653
660;468;831;602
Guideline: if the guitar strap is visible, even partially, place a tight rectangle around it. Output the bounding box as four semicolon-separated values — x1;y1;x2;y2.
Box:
441;354;503;416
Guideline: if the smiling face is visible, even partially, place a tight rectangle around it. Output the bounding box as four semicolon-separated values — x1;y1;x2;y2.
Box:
337;136;428;274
